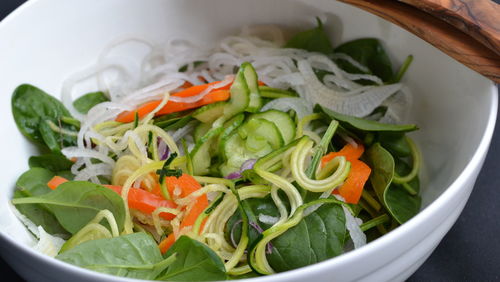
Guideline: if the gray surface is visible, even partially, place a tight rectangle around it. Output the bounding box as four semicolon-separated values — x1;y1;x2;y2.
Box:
0;0;499;281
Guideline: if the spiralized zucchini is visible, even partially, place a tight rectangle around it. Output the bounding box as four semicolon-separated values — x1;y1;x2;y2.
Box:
291;137;351;192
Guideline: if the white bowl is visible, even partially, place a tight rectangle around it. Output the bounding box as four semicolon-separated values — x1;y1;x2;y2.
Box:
0;0;497;281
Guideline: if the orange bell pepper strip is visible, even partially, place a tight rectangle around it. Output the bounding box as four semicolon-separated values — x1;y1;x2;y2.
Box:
115;80;232;123
46;176;177;220
321;143;371;204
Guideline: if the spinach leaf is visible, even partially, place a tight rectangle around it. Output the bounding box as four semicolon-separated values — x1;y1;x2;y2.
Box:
13;167;69;236
29;153;74;173
366;143;420;224
316;105;418;132
11;84;78;152
366;143;394;203
12;181;125;234
334;38;394;82
285;18;333;54
57;233;174;279
266;203;347;272
158;235;227;281
73;91;109;114
385;159;421;224
378;132;411;157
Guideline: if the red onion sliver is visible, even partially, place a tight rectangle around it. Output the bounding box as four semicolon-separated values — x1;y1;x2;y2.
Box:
241;159;257;172
225;172;242;180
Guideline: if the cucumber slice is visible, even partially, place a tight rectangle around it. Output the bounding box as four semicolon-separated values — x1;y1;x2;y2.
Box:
244;64;262;113
248;110;296;144
218;114;245;158
219;117;283;177
193;122;211;142
258;86;297;98
217;64;250;124
192;101;227;123
191;127;224;175
238;118;284;150
219;132;273;177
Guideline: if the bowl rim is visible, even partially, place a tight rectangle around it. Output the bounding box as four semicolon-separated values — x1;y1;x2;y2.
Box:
0;0;498;281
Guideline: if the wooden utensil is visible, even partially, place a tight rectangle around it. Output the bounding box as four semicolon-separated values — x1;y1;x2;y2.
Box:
337;0;500;83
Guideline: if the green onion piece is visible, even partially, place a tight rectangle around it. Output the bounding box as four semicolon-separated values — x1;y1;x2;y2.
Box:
361;190;381;211
305;120;339;179
391;55;413;83
360;214;390;232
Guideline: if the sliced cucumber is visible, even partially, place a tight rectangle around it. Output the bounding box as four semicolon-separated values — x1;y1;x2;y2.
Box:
219;117;284;177
192;101;227;123
218;114;245;158
219;132;273;177
191;127;224;175
244;64;262;113
248;110;296;144
193;122;212;142
258;86;297;98
238;118;284;150
213;64;250;128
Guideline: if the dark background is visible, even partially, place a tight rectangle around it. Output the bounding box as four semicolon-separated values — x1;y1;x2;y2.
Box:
1;0;499;281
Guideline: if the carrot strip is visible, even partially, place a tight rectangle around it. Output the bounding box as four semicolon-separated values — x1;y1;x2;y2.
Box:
159;233;176;254
155;89;229;116
115;80;232;123
321;143;364;165
334;160;371;204
321;142;370;204
105;185;177;220
156;173;208;253
47;176;69;190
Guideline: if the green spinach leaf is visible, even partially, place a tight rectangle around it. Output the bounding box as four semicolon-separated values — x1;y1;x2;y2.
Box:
29;153;74;173
334;38;393;82
378;132;411;157
11;84;78;152
316;105;418;132
73;91;109;114
385;159;421;224
12;181;125;234
366;143;420;224
158;235;227;281
266;203;347;272
13;167;69;236
285;18;333;54
57;233;174;279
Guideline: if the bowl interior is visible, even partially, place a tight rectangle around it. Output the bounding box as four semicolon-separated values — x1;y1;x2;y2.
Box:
0;0;495;278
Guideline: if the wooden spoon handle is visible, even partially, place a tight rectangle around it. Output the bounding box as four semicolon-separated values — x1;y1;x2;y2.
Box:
338;0;500;83
400;0;500;56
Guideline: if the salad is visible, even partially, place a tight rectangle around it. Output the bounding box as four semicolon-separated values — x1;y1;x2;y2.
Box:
10;19;421;280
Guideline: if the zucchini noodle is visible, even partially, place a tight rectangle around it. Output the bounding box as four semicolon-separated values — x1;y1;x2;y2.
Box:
151;207;181;235
88;209;120;237
140;91;171;125
270;185;288;226
296;113;322;138
120;161;165;235
254;169;303;215
392;136;421;184
291;137;351;192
